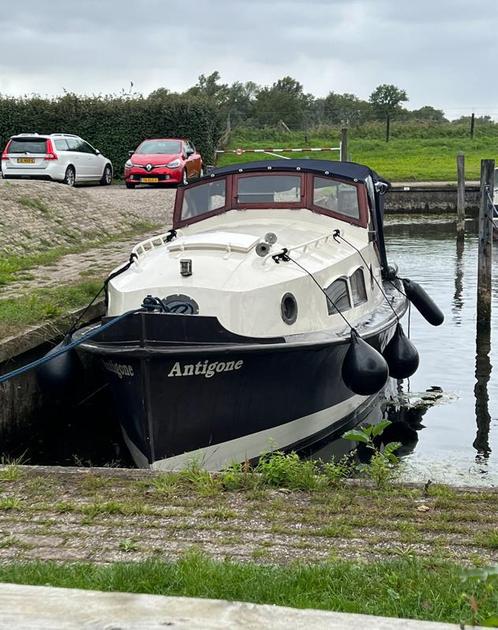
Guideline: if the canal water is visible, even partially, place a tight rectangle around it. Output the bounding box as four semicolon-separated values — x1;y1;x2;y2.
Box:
380;215;497;486
2;215;497;486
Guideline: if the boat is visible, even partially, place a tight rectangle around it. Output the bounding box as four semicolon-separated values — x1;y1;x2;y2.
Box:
67;159;441;470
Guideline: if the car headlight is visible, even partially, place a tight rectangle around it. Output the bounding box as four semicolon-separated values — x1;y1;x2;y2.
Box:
166;159;181;169
125;160;132;168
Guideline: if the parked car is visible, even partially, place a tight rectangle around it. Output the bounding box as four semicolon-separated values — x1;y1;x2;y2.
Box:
1;133;113;186
124;138;203;189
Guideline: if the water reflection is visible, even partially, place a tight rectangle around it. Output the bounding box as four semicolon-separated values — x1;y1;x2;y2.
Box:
452;236;465;323
474;319;492;457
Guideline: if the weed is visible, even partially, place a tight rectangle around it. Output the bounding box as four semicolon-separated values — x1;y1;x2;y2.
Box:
255;451;322;491
119;539;139;553
204;507;237;521
343;420;401;488
0;465;22;482
180;461;221;497
0;497;22;510
151;473;180;495
474;531;498;550
220;461;257;491
17;196;51;214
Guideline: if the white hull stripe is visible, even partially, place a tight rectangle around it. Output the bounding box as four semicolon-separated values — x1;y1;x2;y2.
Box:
151;394;367;472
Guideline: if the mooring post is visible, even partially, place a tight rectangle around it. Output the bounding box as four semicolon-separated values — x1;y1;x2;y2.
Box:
456;153;465;237
340;128;348;162
477;159;494;325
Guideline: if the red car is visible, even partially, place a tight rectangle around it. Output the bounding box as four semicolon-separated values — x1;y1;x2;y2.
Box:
124;138;203;189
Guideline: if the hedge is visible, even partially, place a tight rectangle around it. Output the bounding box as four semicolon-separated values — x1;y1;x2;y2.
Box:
0;93;223;175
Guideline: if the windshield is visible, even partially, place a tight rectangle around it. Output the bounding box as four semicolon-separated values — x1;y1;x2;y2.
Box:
236;175;301;204
8;138;47;154
181;180;227;220
136;140;182;155
313;177;360;219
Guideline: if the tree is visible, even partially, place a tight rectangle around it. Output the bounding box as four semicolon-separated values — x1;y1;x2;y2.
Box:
184;71;229;106
369;84;408;141
252;76;313;129
322;92;372;126
406;105;447;123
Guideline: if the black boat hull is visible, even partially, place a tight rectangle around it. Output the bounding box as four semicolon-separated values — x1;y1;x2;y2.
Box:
76;312;397;470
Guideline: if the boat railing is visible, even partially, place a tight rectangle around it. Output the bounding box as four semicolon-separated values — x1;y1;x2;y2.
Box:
132;231;184;259
131;229;337;264
262;232;335;264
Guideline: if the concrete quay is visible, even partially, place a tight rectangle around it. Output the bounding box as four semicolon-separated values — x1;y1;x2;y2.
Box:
0;584;483;629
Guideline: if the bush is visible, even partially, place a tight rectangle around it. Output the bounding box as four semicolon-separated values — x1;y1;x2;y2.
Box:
0;93;223;175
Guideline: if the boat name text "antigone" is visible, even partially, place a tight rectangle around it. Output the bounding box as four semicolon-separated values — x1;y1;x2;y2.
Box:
168;359;244;379
103;360;134;379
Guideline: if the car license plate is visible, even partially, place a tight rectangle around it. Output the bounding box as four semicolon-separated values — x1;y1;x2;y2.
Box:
141;177;159;183
17;158;35;164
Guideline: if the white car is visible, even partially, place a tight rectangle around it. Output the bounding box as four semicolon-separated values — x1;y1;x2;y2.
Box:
1;133;113;186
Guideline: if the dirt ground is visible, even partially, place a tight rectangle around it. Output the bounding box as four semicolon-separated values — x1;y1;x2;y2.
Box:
0;466;497;566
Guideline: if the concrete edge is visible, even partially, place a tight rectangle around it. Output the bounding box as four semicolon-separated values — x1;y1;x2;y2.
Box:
0;301;104;364
0;584;480;629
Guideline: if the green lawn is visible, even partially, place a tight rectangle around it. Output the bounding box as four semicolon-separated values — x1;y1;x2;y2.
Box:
0;552;495;626
217;129;497;181
0;280;103;339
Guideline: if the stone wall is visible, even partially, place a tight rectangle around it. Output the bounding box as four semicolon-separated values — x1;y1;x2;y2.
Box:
385;184;480;214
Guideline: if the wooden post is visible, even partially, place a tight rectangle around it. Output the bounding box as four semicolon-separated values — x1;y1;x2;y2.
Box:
340;128;348;161
456;153;465;236
385;114;390;143
470;113;475;139
477;159;494;324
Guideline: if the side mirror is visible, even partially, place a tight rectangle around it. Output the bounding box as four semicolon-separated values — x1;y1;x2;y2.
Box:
185;149;194;158
128;150;134;157
95;150;101;155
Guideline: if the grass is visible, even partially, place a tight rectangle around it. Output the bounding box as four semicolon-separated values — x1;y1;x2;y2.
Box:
0;280;103;339
218;128;498;181
0;551;495;625
17;196;52;214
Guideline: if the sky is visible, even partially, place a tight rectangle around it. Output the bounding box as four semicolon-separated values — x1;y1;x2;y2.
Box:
1;0;497;119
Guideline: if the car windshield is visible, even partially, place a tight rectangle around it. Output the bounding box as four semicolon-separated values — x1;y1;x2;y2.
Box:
236;175;301;204
8;138;47;154
136;140;182;155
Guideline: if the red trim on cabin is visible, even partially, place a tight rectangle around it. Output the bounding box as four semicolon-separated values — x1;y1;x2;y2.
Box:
173;173;369;230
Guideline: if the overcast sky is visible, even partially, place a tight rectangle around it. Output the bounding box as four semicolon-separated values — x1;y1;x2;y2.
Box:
1;0;497;118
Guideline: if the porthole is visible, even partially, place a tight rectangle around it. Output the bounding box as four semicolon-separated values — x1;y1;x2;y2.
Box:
281;293;298;325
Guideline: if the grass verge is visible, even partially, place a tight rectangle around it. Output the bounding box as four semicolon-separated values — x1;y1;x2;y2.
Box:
0;551;495;626
219;130;497;181
0;280;103;339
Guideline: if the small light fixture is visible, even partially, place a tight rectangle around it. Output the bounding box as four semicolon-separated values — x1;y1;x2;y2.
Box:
180;259;192;277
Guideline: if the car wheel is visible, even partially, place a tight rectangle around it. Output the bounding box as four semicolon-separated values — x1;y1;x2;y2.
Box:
100;164;112;186
125;182;136;189
182;169;188;186
64;166;76;187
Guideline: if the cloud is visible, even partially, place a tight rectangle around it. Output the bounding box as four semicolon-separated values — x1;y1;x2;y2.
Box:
0;0;497;117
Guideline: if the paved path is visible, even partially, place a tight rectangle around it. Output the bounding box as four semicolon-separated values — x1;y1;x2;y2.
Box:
0;184;175;301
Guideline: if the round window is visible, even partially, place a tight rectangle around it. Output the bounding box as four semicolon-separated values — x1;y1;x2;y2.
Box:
281;293;298;325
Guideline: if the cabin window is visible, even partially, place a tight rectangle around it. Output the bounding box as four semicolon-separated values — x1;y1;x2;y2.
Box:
313;177;360;220
324;278;351;315
181;180;226;220
236;175;301;204
350;268;368;306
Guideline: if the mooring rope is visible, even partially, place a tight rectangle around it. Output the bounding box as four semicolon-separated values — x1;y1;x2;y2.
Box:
0;308;141;385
